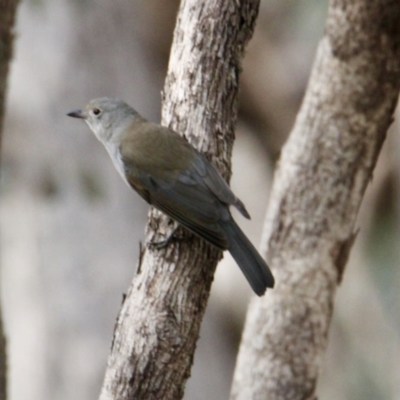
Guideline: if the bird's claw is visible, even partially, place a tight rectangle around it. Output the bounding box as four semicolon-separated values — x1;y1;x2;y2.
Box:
149;226;182;249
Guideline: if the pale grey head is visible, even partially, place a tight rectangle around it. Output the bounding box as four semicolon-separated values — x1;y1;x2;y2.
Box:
67;97;141;142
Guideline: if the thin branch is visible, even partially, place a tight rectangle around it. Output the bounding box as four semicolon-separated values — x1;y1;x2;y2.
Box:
0;0;19;147
99;1;260;399
231;1;400;399
0;1;20;398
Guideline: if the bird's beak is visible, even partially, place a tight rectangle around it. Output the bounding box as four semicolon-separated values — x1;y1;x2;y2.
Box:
67;109;86;119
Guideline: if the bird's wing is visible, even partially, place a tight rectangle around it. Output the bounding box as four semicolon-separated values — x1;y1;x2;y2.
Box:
125;168;229;249
191;152;250;219
119;123;246;247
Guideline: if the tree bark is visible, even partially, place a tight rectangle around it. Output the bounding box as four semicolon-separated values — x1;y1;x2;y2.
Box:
231;1;400;399
99;1;260;399
0;1;20;399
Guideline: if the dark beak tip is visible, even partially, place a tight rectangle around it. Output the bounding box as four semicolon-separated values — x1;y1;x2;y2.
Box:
67;110;85;119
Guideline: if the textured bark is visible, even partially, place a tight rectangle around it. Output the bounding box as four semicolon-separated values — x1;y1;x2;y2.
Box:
0;1;19;399
99;1;260;399
231;1;400;399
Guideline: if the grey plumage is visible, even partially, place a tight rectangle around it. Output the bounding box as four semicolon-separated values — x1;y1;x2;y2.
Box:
67;97;275;295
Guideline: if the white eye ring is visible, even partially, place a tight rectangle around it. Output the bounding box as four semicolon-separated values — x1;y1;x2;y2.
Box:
92;108;101;116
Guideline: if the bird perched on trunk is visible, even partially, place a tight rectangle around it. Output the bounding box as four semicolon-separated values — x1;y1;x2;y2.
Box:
67;97;274;295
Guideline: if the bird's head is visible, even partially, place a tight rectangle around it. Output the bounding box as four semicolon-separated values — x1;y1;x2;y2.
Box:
67;97;139;142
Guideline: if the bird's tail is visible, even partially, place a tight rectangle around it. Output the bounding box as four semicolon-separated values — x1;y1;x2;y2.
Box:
221;219;274;296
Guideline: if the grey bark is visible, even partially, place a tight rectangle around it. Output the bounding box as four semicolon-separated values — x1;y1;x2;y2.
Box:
98;1;260;399
231;1;400;399
0;1;19;399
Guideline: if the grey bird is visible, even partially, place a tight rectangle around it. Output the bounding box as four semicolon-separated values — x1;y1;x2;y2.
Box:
67;97;274;295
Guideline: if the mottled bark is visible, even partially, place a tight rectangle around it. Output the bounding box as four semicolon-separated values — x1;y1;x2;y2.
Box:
0;1;19;399
99;1;260;399
231;1;400;399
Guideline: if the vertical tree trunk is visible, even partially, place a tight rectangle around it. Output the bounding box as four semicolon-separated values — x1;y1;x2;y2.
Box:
231;1;400;399
99;1;260;399
0;1;20;399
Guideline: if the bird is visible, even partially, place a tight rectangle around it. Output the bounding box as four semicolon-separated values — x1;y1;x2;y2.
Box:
67;97;274;295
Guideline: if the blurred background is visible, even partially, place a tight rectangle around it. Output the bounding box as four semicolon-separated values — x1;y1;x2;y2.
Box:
1;1;399;399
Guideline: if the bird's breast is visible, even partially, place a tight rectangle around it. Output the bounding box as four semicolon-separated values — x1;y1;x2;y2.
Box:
103;140;130;187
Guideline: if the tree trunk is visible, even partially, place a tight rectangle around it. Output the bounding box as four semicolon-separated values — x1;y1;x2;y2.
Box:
231;1;400;399
99;1;260;399
0;1;20;399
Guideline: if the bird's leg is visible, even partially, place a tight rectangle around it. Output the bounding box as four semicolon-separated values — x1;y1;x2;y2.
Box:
149;225;183;249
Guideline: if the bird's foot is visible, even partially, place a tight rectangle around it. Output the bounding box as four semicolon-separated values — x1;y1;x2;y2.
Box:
149;226;182;250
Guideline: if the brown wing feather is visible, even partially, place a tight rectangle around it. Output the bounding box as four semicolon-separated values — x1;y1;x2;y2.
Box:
126;169;229;249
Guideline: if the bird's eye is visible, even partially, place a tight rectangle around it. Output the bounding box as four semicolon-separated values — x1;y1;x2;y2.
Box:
92;108;101;116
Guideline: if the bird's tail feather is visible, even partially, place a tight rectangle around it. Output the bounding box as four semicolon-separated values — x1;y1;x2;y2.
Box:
222;219;274;296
